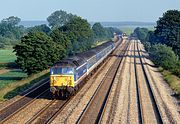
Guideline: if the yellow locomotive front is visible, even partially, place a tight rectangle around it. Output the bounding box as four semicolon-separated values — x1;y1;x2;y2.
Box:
50;66;75;97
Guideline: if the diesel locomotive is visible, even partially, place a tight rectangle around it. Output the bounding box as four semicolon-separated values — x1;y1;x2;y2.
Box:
50;41;116;97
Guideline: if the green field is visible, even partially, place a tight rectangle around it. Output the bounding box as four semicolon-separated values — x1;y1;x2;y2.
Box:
0;49;16;63
119;26;155;36
147;27;155;31
120;27;135;35
0;70;27;89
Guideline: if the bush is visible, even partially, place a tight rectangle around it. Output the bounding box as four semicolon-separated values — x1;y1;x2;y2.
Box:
0;36;20;48
149;44;178;70
0;43;5;49
143;41;151;52
172;62;180;77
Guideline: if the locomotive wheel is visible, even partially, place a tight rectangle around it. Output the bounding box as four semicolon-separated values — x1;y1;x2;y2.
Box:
52;94;56;99
65;91;70;98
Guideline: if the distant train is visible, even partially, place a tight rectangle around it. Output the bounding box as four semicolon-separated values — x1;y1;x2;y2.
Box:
50;40;117;98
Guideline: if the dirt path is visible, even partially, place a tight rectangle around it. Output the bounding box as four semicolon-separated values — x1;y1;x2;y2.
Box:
0;69;10;75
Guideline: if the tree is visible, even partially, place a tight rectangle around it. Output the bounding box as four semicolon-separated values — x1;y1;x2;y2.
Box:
105;27;122;37
27;24;51;34
133;27;149;42
154;10;180;57
47;10;77;28
1;16;21;26
60;17;93;52
13;32;66;75
0;16;25;39
0;36;20;46
50;28;71;55
146;31;157;44
92;23;106;39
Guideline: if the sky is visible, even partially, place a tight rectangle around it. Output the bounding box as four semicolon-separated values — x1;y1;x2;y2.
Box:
0;0;179;22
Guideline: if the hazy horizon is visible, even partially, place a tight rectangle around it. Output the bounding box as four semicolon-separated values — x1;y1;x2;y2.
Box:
20;20;156;23
19;20;156;27
0;0;179;22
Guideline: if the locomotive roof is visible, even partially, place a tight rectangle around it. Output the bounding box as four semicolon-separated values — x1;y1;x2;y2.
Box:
54;41;114;67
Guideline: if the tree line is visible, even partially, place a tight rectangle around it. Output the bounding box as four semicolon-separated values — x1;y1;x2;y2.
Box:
7;10;122;75
132;10;180;77
0;16;25;48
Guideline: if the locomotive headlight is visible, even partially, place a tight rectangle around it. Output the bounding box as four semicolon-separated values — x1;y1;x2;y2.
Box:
52;76;57;85
53;79;56;83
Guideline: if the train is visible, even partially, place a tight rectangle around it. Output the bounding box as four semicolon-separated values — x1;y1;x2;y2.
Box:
50;40;119;98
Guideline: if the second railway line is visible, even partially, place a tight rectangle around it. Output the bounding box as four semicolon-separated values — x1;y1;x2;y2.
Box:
134;40;162;123
76;40;130;124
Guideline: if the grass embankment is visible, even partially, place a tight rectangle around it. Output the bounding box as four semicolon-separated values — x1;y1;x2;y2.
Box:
0;70;27;89
0;69;49;101
159;68;180;99
0;49;17;69
0;49;16;63
0;49;50;102
91;39;110;48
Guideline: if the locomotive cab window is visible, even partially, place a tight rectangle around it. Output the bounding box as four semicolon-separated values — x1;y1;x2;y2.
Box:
50;67;74;75
62;67;74;74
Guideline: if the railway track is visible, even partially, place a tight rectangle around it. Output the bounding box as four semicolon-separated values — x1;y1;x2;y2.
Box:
125;42;140;123
0;78;50;123
25;99;70;124
134;40;163;124
100;41;131;124
76;40;130;124
133;41;143;123
137;42;178;123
